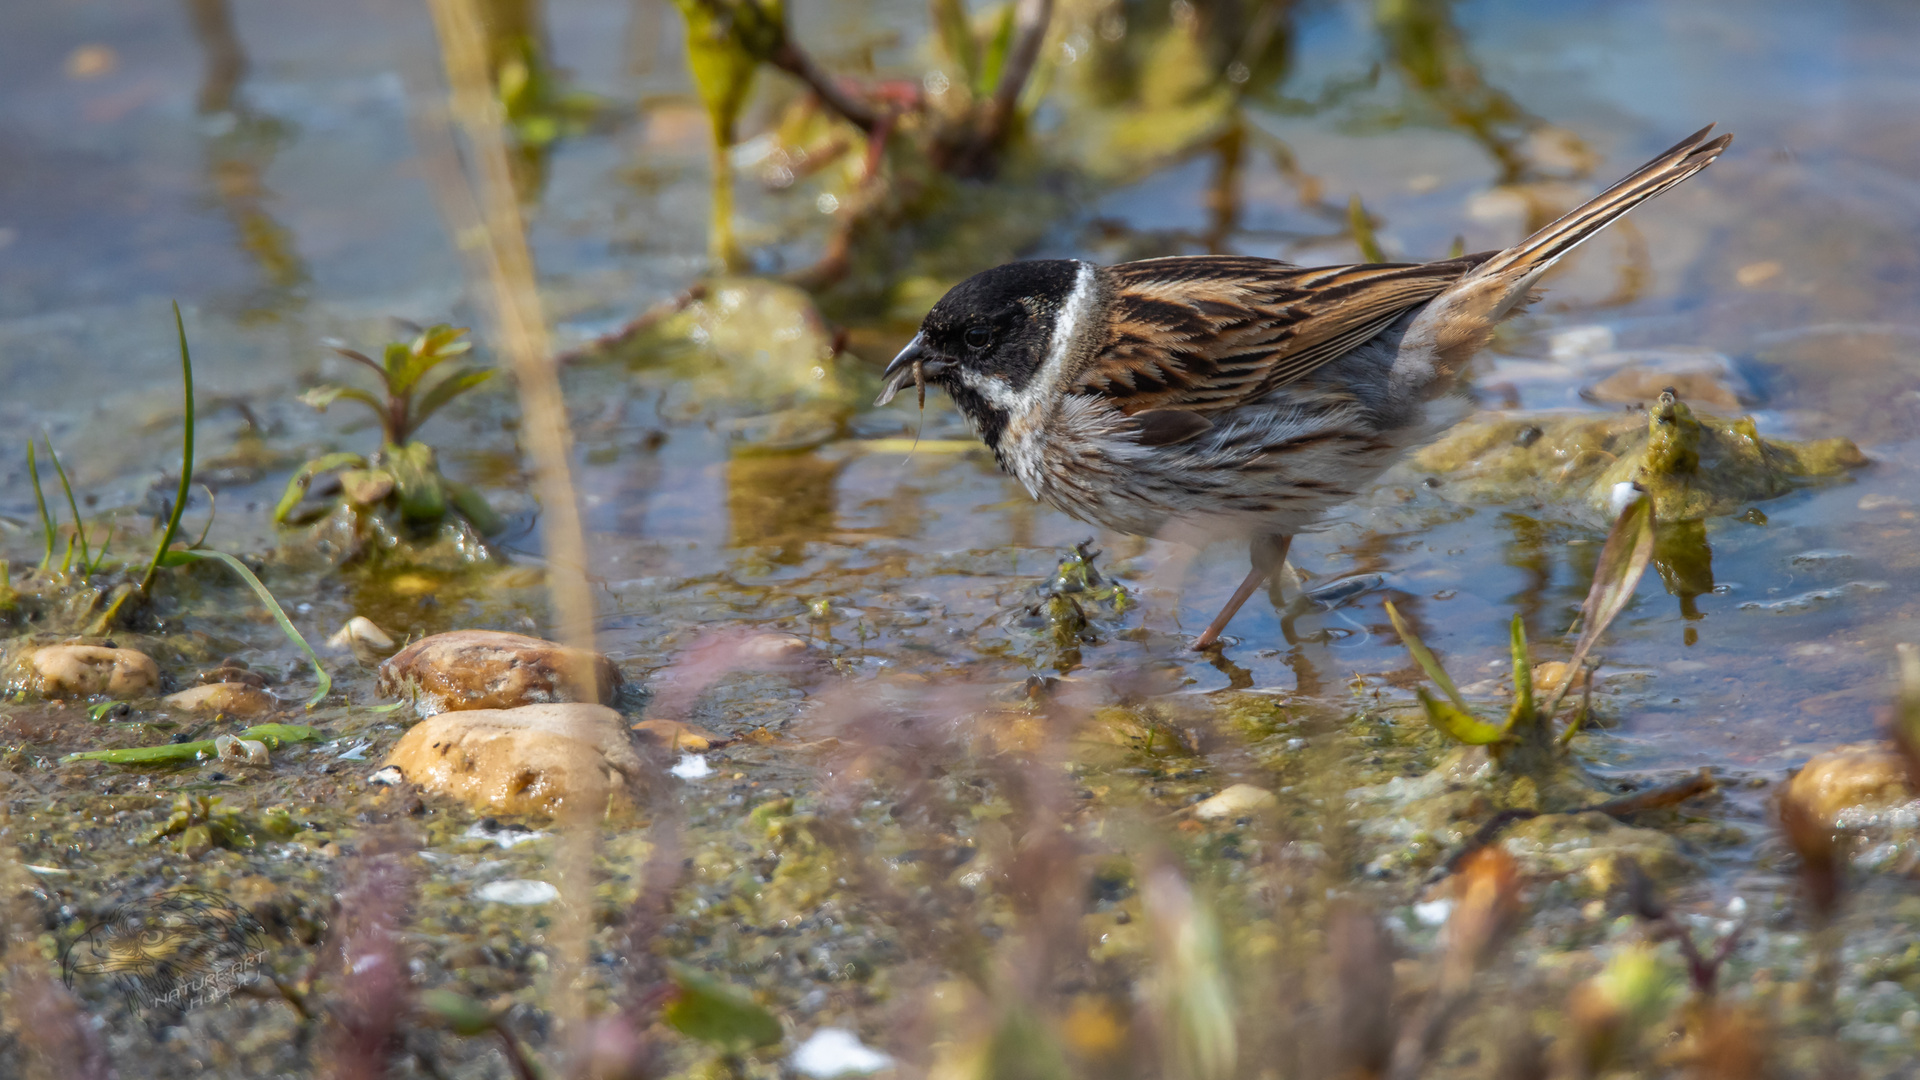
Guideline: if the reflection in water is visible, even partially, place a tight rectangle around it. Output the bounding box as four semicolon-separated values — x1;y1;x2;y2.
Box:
1653;518;1714;629
183;0;309;318
726;448;845;561
1372;0;1556;185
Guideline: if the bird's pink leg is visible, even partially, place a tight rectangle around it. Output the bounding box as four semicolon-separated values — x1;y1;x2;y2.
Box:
1192;533;1291;650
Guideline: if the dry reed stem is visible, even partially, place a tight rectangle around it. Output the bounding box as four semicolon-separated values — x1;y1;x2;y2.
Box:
421;0;598;1067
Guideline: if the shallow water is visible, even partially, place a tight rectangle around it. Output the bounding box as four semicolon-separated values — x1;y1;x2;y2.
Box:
7;0;1920;1073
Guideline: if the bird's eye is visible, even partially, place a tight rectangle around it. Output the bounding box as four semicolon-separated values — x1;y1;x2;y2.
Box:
964;326;992;350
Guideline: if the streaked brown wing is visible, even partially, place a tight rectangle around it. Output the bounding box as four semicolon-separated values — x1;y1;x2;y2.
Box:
1073;255;1489;414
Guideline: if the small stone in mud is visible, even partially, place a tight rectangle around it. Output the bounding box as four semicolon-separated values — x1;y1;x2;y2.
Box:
632;718;717;753
164;682;278;718
197;658;267;688
375;630;622;716
327;616;397;663
1531;661;1590;697
12;645;159;700
1192;783;1277;821
1786;742;1916;827
381;703;645;816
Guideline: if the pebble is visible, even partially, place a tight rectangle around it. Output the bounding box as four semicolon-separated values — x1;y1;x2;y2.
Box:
475;879;559;905
164;682;278;718
367;765;405;786
13;644;160;699
380;703;645;816
376;630;623;717
670;754;713;780
632;718;717;753
791;1028;895;1078
327;616;397;663
213;734;271;767
1786;743;1916;828
1192;783;1277;821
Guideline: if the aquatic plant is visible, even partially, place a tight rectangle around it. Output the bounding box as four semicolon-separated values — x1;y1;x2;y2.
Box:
1386;491;1655;767
273;323;502;537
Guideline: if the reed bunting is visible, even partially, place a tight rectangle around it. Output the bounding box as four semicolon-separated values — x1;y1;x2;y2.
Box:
877;125;1731;648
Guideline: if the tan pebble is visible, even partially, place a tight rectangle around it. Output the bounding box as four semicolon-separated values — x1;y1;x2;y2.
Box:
1192;783;1277;821
376;630;622;716
631;718;714;753
1531;661;1589;696
327;616;397;663
738;632;809;666
382;702;645;817
1736;260;1782;287
17;645;159;699
164;683;278;719
1786;742;1915;826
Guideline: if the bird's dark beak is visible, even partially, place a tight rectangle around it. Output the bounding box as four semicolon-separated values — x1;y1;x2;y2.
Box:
875;332;948;406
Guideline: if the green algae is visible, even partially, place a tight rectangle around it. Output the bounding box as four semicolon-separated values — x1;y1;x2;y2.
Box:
1415;389;1867;520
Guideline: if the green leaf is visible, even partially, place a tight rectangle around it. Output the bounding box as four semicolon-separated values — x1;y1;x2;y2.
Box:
977;2;1017;97
673;0;781;141
1384;600;1472;716
273;452;367;524
446;481;505;536
931;0;980;89
299;384;387;417
64;724;322;766
238;723;325;748
419;989;498;1037
386;442;448;523
663;965;783;1051
26;440;54;572
160;550;331;707
141;303;196;596
43;438;92;575
1506;614;1534;729
1541;494;1655;718
1416;687;1509;746
408;367;494;438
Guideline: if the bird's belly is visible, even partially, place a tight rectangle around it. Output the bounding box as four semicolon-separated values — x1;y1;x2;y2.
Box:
1006;398;1449;542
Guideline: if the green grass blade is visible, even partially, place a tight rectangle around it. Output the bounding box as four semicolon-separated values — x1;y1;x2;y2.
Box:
141;303;195;595
1417;687;1508;746
162;549;330;708
27;441;54;571
1506;613;1534;730
273;452;368;524
43;437;91;575
1385;600;1472;715
64;724;323;765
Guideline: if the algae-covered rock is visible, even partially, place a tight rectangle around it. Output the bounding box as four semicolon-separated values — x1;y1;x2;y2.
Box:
381;703;646;816
376;630;623;717
10;644;160;699
1415;390;1865;520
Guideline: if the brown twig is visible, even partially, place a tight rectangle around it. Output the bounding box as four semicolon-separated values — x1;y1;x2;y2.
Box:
767;38;883;133
549;284;707;366
1425;769;1717;885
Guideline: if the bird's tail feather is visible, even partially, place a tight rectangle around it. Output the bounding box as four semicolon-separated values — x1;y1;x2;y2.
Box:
1473;123;1731;284
1409;124;1731;378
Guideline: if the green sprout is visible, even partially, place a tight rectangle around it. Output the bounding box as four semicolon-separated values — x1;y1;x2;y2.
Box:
275;323;502;535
